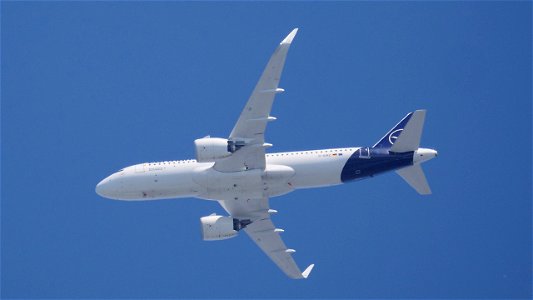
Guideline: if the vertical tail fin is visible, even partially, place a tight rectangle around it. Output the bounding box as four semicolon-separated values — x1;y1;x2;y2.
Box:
375;110;435;195
372;112;414;149
390;110;426;153
373;110;426;152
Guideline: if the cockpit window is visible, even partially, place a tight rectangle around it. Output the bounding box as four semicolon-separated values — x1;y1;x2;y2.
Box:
118;169;124;172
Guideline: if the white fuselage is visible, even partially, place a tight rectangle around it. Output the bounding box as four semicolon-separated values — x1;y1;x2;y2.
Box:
96;147;358;201
92;28;440;280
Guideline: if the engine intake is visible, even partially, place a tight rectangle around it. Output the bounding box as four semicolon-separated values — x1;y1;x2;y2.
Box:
194;137;231;162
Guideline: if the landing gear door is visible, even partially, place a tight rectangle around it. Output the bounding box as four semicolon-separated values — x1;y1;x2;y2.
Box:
135;163;146;173
359;147;371;159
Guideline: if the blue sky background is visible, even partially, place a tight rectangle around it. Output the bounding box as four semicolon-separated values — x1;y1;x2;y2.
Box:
2;2;531;299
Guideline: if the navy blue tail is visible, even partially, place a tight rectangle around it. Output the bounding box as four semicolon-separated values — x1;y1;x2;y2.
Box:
372;112;413;149
340;148;414;182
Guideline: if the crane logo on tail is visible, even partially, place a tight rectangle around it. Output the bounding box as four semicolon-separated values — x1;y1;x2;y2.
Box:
388;129;403;144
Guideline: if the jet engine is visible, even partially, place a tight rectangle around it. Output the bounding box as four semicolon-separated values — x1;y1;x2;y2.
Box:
194;137;231;162
200;215;251;241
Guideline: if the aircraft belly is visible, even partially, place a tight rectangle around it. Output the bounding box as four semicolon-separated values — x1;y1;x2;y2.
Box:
193;168;264;200
263;164;295;197
119;165;203;200
291;162;344;188
191;164;296;200
268;155;350;189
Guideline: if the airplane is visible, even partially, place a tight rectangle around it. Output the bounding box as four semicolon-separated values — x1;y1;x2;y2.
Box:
95;28;437;279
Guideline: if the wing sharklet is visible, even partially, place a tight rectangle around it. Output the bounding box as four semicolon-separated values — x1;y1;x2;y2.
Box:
280;28;298;45
301;264;315;279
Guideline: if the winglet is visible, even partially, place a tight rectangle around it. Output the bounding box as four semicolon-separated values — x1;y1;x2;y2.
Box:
281;28;299;45
302;264;315;279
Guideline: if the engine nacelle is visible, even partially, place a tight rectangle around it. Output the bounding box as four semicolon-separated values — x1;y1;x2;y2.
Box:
200;215;238;241
194;137;231;162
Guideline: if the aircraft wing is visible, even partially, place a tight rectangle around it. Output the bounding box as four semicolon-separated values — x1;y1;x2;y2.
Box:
218;197;315;279
214;28;298;172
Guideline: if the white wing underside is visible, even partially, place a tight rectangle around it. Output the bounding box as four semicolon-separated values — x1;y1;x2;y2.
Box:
219;198;314;279
213;29;314;279
214;28;298;173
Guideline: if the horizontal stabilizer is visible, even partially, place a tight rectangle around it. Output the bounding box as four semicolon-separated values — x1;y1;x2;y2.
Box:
390;110;426;153
396;164;431;195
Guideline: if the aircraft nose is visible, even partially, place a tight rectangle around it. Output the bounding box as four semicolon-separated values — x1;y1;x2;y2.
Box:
95;179;110;197
96;177;119;199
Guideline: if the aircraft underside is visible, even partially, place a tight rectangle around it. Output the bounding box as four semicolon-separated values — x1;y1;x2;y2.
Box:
95;28;437;279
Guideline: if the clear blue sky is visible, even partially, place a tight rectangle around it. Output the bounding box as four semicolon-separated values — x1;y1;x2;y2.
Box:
2;2;531;298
